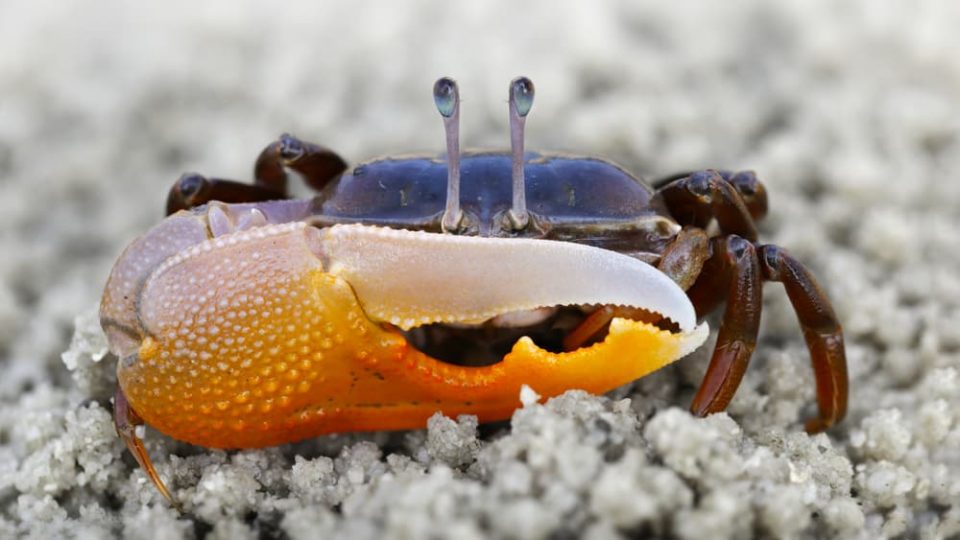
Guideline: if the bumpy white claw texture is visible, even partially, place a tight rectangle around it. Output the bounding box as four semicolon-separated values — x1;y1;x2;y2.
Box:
316;224;698;332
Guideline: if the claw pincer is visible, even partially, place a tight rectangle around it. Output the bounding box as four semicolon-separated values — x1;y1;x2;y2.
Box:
102;212;706;450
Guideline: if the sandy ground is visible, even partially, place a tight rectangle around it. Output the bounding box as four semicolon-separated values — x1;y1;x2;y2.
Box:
1;1;959;538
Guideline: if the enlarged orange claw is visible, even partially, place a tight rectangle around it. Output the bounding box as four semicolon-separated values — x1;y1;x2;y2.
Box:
109;222;706;449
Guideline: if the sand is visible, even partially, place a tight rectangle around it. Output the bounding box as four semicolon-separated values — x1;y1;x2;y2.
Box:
1;1;958;538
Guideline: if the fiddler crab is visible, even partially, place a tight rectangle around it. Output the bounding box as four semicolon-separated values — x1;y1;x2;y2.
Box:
101;77;847;504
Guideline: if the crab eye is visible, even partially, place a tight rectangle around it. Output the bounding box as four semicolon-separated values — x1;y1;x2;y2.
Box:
507;76;535;230
433;77;463;232
433;77;459;118
510;76;535;117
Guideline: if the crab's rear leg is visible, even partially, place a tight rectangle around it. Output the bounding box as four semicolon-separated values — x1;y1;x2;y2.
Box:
114;385;177;507
758;245;848;432
166;134;348;214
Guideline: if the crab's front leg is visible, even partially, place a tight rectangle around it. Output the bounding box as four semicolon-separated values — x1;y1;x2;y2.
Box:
166;134;348;214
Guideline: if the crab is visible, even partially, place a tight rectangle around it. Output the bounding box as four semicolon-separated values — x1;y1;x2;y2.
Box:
100;77;847;504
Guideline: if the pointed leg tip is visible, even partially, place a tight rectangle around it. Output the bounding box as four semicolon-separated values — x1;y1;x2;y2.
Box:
688;401;712;419
804;418;828;433
803;413;843;434
114;385;180;509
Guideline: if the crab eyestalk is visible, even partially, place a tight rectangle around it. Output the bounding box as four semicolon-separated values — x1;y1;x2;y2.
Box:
434;77;463;233
508;76;534;230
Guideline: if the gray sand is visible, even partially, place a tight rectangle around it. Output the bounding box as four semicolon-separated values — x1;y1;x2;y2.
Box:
2;1;958;538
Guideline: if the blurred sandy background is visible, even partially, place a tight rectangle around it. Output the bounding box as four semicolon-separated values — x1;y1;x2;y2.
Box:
1;1;958;538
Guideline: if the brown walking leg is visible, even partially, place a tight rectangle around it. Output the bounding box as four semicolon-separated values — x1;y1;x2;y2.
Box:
758;245;848;432
166;134;348;214
687;235;763;416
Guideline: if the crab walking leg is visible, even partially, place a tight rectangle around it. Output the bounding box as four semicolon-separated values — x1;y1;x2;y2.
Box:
166;134;348;214
758;245;848;432
689;236;763;418
657;170;760;242
113;385;177;507
166;174;286;215
253;133;349;192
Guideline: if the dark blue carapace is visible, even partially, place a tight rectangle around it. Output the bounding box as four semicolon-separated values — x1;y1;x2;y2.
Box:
306;75;679;254
313;151;676;249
